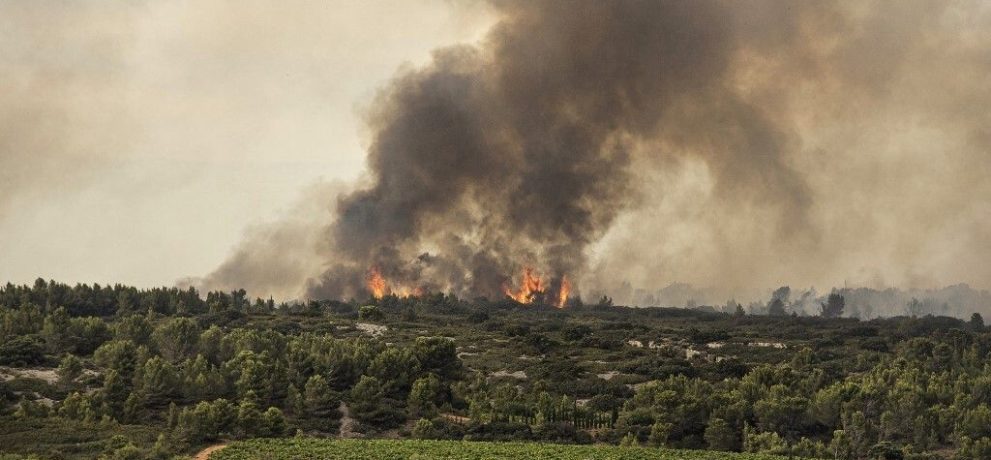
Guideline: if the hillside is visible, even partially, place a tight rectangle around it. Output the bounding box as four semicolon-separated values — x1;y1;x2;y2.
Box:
1;280;989;459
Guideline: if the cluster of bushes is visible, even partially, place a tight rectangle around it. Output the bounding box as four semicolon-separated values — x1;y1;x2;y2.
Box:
3;279;991;459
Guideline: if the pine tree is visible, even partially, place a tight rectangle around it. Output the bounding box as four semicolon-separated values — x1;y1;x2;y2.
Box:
262;407;287;437
408;373;442;418
704;418;737;451
56;354;83;388
237;398;263;438
303;375;337;418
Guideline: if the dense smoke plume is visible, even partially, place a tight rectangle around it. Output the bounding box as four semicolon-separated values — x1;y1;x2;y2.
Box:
304;0;811;300
202;0;991;304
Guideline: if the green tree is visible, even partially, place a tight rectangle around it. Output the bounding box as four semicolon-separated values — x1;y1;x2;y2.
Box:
152;317;200;362
56;354;84;387
177;401;217;443
367;347;420;398
0;335;46;366
350;375;404;428
139;356;178;407
754;390;809;436
285;384;303;416
648;421;672;447
166;402;179;429
93;340;139;382
705;417;738;451
413;337;461;381
412;418;436;439
743;424;787;455
304;375;339;420
233;353;272;403
960;436;991;459
101;369;129;416
237;398;263;438
58;391;87;420
114;315;152;345
64;316;111;354
122;392;141;423
867;441;904;460
262;407;287;437
40;307;70;351
148;434;172;460
408;373;442;418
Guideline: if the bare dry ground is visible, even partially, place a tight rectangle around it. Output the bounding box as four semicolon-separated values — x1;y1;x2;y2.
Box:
192;443;227;460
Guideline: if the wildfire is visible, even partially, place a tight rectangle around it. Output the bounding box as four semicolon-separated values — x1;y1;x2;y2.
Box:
365;266;422;299
395;286;424;298
366;267;387;299
504;267;543;303
557;275;571;308
504;267;570;308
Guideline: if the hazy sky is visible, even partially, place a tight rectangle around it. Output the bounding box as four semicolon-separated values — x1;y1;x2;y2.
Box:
0;1;494;287
3;1;990;301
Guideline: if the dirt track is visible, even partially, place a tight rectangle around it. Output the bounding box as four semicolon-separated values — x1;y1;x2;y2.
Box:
192;443;227;460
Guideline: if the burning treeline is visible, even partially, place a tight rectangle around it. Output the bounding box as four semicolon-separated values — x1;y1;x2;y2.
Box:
307;0;810;303
366;266;571;308
199;0;991;303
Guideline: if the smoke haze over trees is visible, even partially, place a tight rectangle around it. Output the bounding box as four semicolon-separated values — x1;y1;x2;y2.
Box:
4;1;987;310
189;0;991;307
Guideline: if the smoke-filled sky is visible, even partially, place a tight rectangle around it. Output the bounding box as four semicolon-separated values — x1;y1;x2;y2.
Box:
2;1;990;303
0;0;494;288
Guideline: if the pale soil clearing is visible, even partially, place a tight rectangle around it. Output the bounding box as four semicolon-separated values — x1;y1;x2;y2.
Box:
192;443;227;460
0;367;59;383
491;370;527;379
355;322;387;337
440;413;470;424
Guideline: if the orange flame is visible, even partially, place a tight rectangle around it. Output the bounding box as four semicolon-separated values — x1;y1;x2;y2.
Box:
366;267;424;299
504;267;570;307
366;267;387;299
395;286;424;298
557;275;571;308
504;267;543;303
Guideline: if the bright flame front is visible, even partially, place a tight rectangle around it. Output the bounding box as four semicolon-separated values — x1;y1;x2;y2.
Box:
365;267;424;299
366;267;387;299
557;275;571;308
504;267;570;308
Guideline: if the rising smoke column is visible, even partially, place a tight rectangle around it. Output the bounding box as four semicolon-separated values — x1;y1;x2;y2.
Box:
305;0;810;300
199;0;991;303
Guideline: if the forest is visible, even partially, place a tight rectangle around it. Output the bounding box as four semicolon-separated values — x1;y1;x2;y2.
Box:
1;279;991;459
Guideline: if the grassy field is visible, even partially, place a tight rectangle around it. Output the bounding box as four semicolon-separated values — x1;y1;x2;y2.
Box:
0;417;160;460
212;438;813;460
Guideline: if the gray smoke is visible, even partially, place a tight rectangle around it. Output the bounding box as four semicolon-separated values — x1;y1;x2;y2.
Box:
306;0;812;300
203;0;991;303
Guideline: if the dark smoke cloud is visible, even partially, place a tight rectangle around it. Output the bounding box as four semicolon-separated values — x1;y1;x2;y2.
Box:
304;0;811;300
204;0;991;303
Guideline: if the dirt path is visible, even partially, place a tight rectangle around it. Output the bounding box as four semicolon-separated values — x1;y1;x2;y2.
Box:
440;413;470;424
338;401;361;438
192;443;227;460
